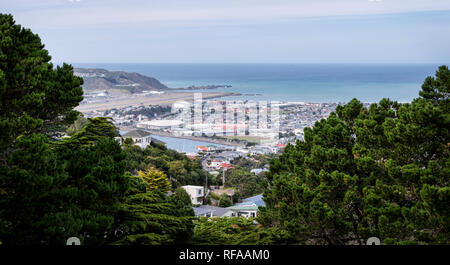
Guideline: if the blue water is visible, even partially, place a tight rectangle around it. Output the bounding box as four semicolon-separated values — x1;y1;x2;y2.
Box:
73;63;442;103
119;130;230;153
151;135;229;154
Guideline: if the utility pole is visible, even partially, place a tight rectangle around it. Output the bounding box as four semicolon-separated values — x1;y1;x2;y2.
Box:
222;168;226;187
205;171;208;195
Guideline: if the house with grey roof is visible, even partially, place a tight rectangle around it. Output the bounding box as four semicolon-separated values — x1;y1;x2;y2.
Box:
121;129;152;149
192;205;234;218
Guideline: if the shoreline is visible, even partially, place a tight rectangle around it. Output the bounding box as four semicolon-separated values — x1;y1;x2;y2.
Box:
75;91;240;112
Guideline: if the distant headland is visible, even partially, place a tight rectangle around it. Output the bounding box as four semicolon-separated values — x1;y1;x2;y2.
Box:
74;68;231;94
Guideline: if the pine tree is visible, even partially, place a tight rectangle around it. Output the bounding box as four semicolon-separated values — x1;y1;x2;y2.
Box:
112;175;194;245
0;14;83;150
137;168;172;193
259;66;450;245
218;194;232;208
0;14;84;244
0;15;133;244
63;117;119;147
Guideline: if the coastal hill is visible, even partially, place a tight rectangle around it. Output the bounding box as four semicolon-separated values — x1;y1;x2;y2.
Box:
74;68;168;93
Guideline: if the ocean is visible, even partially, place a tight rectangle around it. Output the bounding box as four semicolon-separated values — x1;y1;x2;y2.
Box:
73;63;442;103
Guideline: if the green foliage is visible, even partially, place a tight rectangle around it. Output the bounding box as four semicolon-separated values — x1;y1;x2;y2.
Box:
218;194;232;208
0;14;83;150
174;187;192;206
112;175;194;245
63;117;119;147
0;14;195;246
137;168;172;193
225;167;267;201
419;65;449;113
0;133;67;244
66;114;88;136
231;154;273;170
260;66;450;245
122;141;209;187
190;217;292;245
122;105;171;118
52;139;129;244
0;135;129;244
0;15;130;244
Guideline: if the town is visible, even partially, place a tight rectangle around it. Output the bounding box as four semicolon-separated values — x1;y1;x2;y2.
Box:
79;97;345;219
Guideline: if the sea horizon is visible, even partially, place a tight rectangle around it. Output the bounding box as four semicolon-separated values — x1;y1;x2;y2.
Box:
72;63;444;103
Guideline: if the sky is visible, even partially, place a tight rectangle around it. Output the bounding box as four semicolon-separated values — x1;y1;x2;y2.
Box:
2;0;450;64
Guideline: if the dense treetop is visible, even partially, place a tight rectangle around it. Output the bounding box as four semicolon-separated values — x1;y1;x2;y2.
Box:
0;14;194;245
259;66;449;244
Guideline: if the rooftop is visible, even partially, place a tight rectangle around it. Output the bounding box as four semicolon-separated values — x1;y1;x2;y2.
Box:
235;194;265;207
227;205;259;211
193;205;231;217
182;185;203;189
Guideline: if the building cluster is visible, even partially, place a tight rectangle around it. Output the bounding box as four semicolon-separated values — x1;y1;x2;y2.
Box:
83;100;343;221
84;105;172;127
278;102;337;141
182;184;265;219
83;100;339;149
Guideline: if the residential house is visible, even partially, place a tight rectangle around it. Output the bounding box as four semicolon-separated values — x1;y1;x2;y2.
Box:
227;204;259;218
121;129;152;149
219;151;243;161
218;163;233;170
227;194;265;218
210;158;230;169
181;185;204;205
249;146;273;155
251;168;269;175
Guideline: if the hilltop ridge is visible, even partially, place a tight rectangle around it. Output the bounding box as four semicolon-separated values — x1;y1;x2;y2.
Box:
74;68;168;93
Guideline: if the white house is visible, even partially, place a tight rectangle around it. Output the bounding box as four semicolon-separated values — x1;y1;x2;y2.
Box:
251;168;269;175
227;204;259;218
210;159;230;169
121;129;152;149
181;185;204;205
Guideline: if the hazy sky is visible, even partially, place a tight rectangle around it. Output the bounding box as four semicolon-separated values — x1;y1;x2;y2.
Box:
2;0;450;63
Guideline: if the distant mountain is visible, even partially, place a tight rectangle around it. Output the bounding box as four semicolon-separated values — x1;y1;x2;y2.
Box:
74;68;168;93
